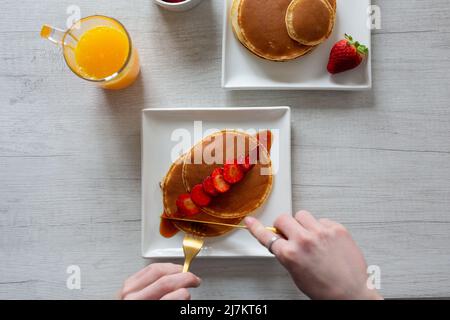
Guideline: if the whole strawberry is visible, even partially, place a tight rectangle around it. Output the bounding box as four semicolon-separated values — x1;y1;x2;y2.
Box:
327;34;368;74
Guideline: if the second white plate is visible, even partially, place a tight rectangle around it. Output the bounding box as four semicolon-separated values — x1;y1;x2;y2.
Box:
222;0;372;90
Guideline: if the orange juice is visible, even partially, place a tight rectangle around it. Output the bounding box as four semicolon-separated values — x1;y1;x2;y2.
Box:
75;25;139;89
41;16;140;90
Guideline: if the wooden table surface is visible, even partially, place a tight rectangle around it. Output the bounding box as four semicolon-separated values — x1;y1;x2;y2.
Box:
1;0;449;299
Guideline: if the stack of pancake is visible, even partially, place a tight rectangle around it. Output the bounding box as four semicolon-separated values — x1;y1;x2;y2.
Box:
231;0;337;61
161;130;273;237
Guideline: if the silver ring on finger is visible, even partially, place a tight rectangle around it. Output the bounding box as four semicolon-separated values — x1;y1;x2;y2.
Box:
267;236;281;254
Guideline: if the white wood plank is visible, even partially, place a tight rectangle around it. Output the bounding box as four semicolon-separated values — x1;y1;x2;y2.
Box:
1;0;450;299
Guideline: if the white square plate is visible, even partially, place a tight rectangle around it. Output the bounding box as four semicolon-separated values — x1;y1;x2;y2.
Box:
142;107;292;258
222;0;372;90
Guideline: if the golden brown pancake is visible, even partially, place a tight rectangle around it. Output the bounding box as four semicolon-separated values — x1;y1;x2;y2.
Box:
182;131;272;219
327;0;336;11
286;0;335;46
162;155;243;237
231;0;314;61
326;0;337;38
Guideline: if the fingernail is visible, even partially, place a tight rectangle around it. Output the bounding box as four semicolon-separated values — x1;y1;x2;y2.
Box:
244;216;256;225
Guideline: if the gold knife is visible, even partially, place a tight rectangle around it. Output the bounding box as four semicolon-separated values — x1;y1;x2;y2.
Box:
161;215;279;234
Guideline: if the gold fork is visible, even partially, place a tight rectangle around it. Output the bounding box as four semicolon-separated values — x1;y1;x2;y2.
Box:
182;230;204;273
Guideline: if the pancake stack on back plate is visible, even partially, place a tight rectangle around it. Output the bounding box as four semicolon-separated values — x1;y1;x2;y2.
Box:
162;130;273;237
286;0;336;46
231;0;337;62
231;0;314;61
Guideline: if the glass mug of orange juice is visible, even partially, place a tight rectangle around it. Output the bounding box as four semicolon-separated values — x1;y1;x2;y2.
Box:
41;15;140;90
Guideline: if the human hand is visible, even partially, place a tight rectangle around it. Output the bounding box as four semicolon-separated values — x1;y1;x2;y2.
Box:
244;211;382;300
119;263;201;300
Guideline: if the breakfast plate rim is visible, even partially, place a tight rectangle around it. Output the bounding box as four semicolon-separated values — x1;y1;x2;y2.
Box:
141;106;292;258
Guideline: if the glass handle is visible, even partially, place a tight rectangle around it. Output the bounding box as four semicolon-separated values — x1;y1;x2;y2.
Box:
40;25;66;45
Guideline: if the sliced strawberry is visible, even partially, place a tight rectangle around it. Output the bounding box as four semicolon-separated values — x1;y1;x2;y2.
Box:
202;176;218;196
191;184;212;207
223;163;244;184
176;193;200;216
237;154;253;173
212;168;230;193
211;167;223;178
